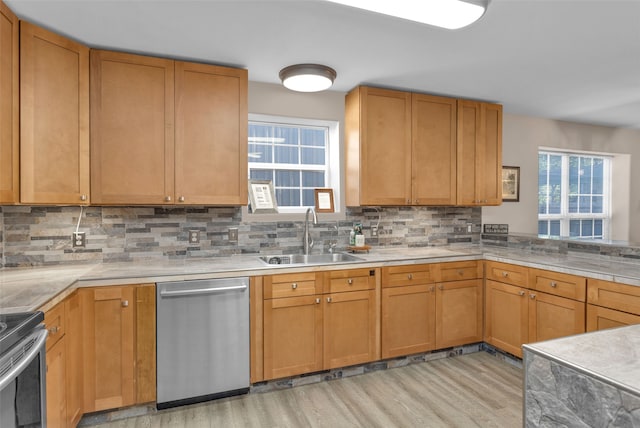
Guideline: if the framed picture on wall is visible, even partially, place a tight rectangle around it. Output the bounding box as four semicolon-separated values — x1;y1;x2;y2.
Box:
502;166;520;202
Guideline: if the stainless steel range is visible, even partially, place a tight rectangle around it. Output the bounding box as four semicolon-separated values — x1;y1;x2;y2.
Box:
0;311;48;427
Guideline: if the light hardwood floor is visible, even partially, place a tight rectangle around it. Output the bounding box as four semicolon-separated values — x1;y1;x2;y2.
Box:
92;352;522;428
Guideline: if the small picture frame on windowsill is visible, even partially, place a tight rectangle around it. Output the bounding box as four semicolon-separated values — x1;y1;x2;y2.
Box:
248;180;279;214
502;166;520;202
314;188;335;213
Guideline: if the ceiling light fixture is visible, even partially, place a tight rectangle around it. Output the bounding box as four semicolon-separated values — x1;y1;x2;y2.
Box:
279;64;337;92
325;0;488;30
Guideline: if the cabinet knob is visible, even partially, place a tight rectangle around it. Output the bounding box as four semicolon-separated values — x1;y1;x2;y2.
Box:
415;199;419;204
347;279;353;285
406;199;411;204
429;286;435;292
502;272;509;277
408;274;413;280
121;300;129;307
164;196;172;202
80;194;87;201
457;269;464;276
327;297;332;303
291;283;298;289
518;290;525;296
48;326;59;334
550;281;557;288
438;284;444;290
178;196;185;202
315;298;321;304
530;294;536;299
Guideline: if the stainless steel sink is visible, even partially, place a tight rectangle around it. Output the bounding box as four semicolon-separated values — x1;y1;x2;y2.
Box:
258;253;362;265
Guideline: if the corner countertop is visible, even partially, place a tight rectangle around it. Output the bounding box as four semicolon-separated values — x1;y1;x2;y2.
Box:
523;324;640;396
2;244;640;314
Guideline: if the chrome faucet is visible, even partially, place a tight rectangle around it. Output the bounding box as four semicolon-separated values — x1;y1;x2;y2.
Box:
303;208;318;255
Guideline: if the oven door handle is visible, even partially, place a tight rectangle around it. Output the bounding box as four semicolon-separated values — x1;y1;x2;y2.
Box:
0;329;48;391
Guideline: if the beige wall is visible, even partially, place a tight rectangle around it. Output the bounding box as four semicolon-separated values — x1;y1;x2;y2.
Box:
483;114;640;242
248;82;640;242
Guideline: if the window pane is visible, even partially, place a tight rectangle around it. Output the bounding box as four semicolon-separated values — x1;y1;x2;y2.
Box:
275;170;300;187
248;144;272;163
582;219;593;237
570;220;580;237
250;170;273;181
276;189;300;206
302;171;325;187
579;196;591;213
301;147;325;165
302;189;315;206
274;126;299;145
301;128;326;147
274;146;299;164
569;196;578;213
580;158;592;194
594;220;603;236
550;220;561;236
593;159;604;194
569;156;579;194
538;221;548;235
592;196;603;213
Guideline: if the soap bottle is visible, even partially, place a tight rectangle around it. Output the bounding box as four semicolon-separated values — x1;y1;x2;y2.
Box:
349;228;356;246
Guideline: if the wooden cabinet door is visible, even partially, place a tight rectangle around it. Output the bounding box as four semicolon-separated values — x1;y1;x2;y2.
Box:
324;290;378;369
381;284;435;358
411;93;457;205
528;290;585;343
0;1;18;204
135;284;156;404
484;280;528;358
345;86;411;206
46;337;67;428
81;286;135;412
65;291;83;428
263;295;323;380
456;101;502;206
436;279;483;349
586;304;640;332
90;50;174;204
20;21;90;204
175;61;247;205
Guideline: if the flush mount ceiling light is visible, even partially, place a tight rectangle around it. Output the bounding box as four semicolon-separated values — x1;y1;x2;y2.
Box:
325;0;488;30
279;64;337;92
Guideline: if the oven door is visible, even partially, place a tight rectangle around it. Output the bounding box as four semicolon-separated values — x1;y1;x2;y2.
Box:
0;327;48;428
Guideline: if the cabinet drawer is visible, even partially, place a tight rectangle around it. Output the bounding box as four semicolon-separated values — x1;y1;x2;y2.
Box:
264;272;320;299
438;261;480;282
382;264;434;288
587;279;640;315
586;304;640;332
44;301;65;351
325;268;376;293
485;261;529;287
529;268;586;301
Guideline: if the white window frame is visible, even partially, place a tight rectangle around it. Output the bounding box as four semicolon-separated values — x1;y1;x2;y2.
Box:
538;149;611;240
246;113;341;216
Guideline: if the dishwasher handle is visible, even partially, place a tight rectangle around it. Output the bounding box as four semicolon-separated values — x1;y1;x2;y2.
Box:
159;283;248;298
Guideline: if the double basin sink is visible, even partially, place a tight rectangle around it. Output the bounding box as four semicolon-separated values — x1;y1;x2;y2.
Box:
258;252;362;265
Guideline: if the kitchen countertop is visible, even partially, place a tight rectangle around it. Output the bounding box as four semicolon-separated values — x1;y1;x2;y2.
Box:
2;244;640;314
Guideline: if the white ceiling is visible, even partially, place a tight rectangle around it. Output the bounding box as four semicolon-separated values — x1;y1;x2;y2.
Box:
6;0;640;129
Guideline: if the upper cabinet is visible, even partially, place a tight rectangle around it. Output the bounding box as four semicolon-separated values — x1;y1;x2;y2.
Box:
91;50;248;205
0;1;18;204
345;85;501;207
20;21;90;204
457;100;502;206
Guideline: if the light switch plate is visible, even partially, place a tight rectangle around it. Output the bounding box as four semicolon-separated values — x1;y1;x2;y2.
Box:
228;227;238;242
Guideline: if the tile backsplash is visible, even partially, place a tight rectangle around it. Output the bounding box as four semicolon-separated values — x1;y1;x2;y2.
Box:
0;205;481;268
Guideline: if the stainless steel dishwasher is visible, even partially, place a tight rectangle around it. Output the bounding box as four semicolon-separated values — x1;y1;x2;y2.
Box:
156;277;249;409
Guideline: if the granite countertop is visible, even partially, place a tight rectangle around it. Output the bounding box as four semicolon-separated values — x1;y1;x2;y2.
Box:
2;244;640;314
523;324;640;396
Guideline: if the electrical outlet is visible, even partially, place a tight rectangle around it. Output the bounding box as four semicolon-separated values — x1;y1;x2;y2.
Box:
467;223;473;233
72;232;86;248
188;230;200;244
371;226;378;236
228;227;239;242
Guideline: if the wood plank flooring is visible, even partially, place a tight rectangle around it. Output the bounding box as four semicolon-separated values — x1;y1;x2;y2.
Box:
91;352;523;428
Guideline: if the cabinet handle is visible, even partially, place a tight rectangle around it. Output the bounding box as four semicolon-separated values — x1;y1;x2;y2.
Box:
530;294;536;299
121;300;129;307
315;298;320;304
326;297;332;303
408;274;413;280
48;326;59;334
550;281;557;288
291;283;298;289
80;194;87;201
164;196;172;202
518;290;525;296
348;279;353;285
178;196;185;202
502;272;509;277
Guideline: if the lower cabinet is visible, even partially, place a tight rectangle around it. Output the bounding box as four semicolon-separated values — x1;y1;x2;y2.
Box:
587;304;640;331
586;278;640;331
261;269;379;381
435;279;483;349
46;337;67;428
81;284;156;413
